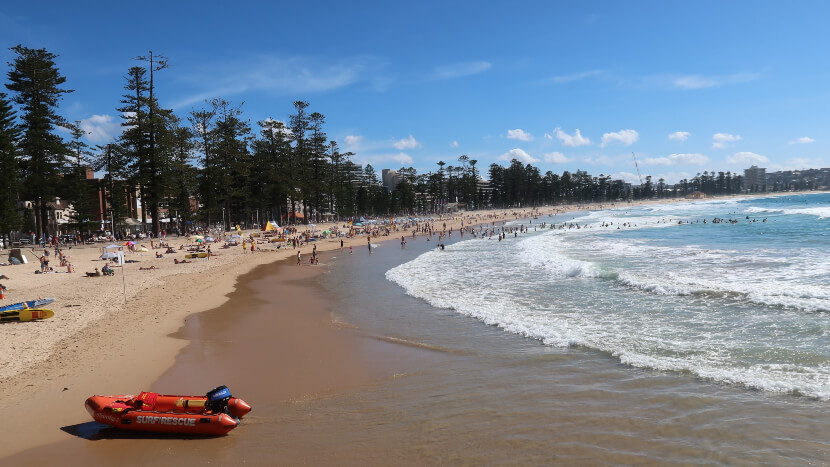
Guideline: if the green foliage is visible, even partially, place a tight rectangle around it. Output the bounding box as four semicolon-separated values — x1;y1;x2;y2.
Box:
5;45;73;237
0;92;21;234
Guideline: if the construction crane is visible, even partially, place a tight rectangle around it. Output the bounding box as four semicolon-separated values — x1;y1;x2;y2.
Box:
631;152;643;186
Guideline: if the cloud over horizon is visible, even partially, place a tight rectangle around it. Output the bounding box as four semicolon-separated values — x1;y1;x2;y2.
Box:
727;151;768;165
668;131;690;141
430;61;492;80
497;148;538;164
643;153;709;166
712;132;742;149
789;136;815;144
672;72;760;90
506;128;533;141
393;135;421;150
548;127;591;147
601;129;639;148
543;151;570;163
79;114;121;144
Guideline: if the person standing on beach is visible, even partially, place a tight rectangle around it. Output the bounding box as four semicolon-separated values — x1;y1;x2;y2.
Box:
297;250;301;265
242;239;247;254
367;236;372;254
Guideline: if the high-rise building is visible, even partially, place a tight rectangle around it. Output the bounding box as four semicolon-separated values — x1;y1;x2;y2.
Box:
381;169;402;192
744;165;767;192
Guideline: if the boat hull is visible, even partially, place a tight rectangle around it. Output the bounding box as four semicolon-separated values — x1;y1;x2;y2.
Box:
85;394;251;435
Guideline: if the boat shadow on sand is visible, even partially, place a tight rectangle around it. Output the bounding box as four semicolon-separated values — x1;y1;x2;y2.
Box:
61;422;227;440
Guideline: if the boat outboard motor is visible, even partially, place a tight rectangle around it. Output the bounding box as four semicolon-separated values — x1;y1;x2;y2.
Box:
205;385;232;415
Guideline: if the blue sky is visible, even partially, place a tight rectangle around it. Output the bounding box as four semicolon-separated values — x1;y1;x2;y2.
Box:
1;1;828;183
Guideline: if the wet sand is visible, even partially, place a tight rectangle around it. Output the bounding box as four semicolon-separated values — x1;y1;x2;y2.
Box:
1;251;429;465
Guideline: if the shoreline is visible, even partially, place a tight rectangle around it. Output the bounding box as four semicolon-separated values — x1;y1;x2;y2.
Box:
0;205;553;459
0;192;820;460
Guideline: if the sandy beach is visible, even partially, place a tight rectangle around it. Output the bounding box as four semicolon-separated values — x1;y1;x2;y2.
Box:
0;205;583;460
2;194;810;464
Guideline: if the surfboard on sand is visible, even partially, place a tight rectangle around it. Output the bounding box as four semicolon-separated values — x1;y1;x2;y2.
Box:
0;308;55;323
0;298;56;312
185;252;209;259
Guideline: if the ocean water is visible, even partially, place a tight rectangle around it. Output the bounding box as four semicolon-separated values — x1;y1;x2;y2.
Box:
387;193;830;400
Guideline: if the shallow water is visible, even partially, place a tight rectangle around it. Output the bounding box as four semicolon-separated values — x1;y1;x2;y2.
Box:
321;218;830;464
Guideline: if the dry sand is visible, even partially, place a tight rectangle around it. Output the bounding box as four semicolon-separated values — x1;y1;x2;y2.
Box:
0;205;584;460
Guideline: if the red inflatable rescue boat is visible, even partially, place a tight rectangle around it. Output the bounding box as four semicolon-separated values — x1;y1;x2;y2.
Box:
85;385;251;435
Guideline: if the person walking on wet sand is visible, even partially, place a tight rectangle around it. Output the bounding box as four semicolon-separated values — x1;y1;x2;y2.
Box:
367;236;372;254
297;250;301;265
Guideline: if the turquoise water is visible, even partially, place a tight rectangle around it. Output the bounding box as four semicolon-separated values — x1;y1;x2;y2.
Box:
387;193;830;400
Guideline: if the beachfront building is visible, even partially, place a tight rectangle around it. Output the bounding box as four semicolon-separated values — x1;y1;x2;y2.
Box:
744;165;767;193
685;191;706;199
382;169;402;193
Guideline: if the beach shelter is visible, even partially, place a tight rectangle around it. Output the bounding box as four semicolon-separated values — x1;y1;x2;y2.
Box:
265;221;279;231
100;251;117;260
104;244;121;249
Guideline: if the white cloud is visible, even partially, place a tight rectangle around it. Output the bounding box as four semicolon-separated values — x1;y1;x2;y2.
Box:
353;152;415;167
601;129;639;148
643;153;709;166
548;127;591;147
431;61;492;80
260;118;292;138
727;152;768;165
582;155;615;166
769;157;824;171
612;171;641;184
450;140;459;148
344;135;362;147
172;54;379;109
393;135;421;150
547;70;604;84
543;152;569;163
668;131;690;141
712;132;741;149
672;72;760;90
497;148;539;164
789;136;815;145
506;128;533;141
78;114;121;144
391;152;414;165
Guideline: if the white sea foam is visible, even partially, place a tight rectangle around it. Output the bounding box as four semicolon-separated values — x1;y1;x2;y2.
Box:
386;193;830;400
745;205;830;219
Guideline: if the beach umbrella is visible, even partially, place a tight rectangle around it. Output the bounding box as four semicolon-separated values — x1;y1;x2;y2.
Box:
195;238;203;243
122;241;136;246
230;234;242;239
100;252;117;259
205;236;215;242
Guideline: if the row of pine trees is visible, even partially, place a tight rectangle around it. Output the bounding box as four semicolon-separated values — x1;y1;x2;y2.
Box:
0;45;749;241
